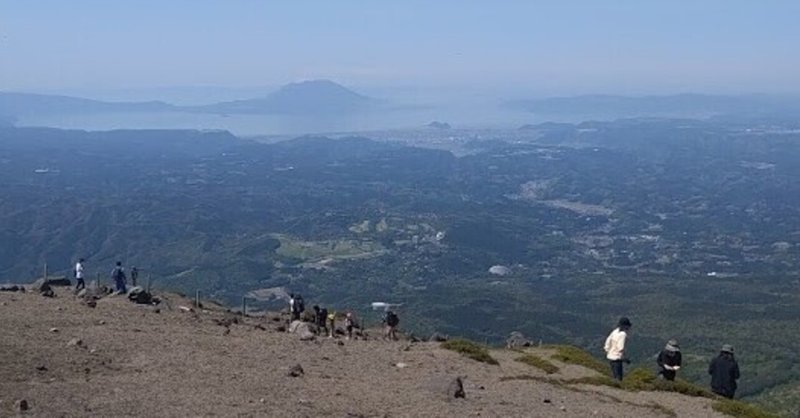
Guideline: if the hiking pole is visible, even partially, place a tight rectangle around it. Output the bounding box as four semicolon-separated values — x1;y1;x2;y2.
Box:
242;296;247;317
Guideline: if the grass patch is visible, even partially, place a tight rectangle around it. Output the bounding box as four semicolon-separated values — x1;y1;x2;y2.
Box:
547;344;609;375
441;339;499;365
516;354;560;374
620;367;713;398
712;399;781;418
566;375;620;387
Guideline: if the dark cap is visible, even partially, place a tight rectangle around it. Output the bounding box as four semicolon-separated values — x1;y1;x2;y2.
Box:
617;317;632;327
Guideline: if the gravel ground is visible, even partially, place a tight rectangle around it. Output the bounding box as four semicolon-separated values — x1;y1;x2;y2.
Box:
0;288;725;417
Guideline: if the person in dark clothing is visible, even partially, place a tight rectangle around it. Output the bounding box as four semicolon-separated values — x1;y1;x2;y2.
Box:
709;344;740;399
313;306;329;335
111;261;127;294
130;267;139;287
657;339;682;381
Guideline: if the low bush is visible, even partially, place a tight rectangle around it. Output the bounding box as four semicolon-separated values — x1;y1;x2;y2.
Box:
516;354;560;374
547;345;609;375
441;339;499;365
620;367;714;398
712;399;780;418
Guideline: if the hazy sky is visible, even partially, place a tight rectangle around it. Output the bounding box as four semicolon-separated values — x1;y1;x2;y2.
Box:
2;0;799;96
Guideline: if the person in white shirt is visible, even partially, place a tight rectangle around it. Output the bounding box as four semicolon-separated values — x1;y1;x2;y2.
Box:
74;258;86;291
604;317;632;381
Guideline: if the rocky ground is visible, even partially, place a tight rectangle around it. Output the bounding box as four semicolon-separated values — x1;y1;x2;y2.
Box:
0;285;727;417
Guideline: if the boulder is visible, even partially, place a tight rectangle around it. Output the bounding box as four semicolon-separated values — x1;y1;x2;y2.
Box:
298;329;316;341
288;320;317;335
429;332;449;342
287;364;304;377
127;286;152;304
427;376;466;400
41;288;55;298
0;284;24;292
67;338;83;348
506;331;532;349
30;278;52;293
15;399;29;412
45;276;72;287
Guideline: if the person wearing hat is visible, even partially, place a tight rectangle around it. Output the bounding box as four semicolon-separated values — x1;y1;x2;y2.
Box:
708;344;740;399
604;317;632;381
657;339;682;381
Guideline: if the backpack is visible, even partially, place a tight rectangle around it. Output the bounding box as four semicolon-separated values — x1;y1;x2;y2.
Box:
112;267;126;281
386;311;399;327
318;308;328;324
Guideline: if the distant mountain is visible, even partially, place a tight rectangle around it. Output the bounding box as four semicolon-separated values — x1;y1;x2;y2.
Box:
0;92;175;119
427;121;451;130
505;93;800;118
193;80;374;115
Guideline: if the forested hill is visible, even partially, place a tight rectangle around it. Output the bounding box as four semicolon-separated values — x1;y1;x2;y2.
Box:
1;121;800;414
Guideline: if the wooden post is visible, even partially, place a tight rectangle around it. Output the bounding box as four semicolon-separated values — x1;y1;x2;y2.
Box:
195;290;200;308
95;272;100;289
43;263;48;281
241;296;247;316
146;274;152;293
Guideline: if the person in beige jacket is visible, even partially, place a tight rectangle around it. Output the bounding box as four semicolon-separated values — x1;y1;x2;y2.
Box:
604;317;632;381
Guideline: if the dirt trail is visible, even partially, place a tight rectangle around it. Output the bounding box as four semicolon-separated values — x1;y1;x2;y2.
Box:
0;288;724;417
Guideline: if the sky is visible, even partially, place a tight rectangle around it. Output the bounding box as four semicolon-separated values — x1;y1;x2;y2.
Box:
1;0;800;97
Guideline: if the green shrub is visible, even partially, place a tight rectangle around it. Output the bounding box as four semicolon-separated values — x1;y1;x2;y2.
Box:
712;399;780;418
516;354;560;374
547;345;609;375
566;375;620;387
620;367;713;398
441;339;499;365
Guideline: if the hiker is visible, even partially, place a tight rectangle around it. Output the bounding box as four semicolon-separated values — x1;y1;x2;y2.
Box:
74;258;86;292
657;339;682;381
130;266;139;287
383;310;399;341
604;317;632;381
709;344;740;399
289;293;304;321
111;261;127;294
313;305;329;336
344;312;355;340
326;310;336;338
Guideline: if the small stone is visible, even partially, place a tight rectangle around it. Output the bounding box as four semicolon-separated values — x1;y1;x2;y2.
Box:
337;340;345;346
35;365;48;372
259;398;265;403
89;349;97;354
67;338;83;347
97;320;106;325
288;364;304;377
559;406;566;412
395;362;408;369
15;399;29;412
49;327;59;333
153;308;161;314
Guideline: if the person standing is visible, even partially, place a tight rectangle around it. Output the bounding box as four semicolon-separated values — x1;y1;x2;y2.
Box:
657;339;682;381
130;266;139;287
111;261;127;294
604;317;632;381
344;312;355;340
74;258;86;291
709;344;740;399
383;310;399;341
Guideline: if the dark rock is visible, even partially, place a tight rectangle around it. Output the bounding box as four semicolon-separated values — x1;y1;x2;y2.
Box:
41;288;55;298
506;331;532;349
67;338;83;347
449;377;466;399
0;284;23;292
30;278;51;293
15;399;29;412
275;325;286;332
36;365;48;372
337;340;345;346
85;300;97;308
127;286;152;304
288;364;304;377
428;332;449;342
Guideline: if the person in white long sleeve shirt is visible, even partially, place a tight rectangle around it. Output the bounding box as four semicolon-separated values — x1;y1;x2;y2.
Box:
604;317;632;381
74;258;86;291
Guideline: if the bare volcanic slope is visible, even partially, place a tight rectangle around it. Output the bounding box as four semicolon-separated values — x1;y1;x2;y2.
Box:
0;288;735;417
